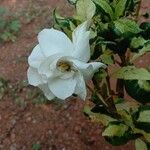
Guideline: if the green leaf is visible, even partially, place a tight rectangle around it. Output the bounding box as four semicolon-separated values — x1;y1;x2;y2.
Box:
137;110;150;123
114;18;142;34
100;53;114;65
140;22;150;39
125;80;150;104
67;0;77;4
0;31;12;41
117;110;134;127
131;44;150;62
103;121;132;146
0;7;6;16
130;37;147;49
76;0;96;21
114;0;128;19
32;143;41;150
133;128;150;143
0;19;6;29
32;94;48;105
92;0;114;20
15;97;27;108
112;66;150;80
102;123;129;137
9;20;21;32
138;80;150;92
53;9;74;37
84;106;116;126
53;9;69;28
135;139;147;150
133;106;150;133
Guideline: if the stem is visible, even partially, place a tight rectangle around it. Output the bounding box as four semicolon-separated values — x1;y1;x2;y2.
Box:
116;54;126;98
135;0;142;22
106;69;112;95
105;96;118;116
92;70;118;116
116;0;142;98
89;79;108;107
105;69;118;115
116;79;124;98
126;48;131;63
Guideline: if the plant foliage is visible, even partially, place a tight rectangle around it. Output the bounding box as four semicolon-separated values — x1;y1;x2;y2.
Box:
0;7;21;42
51;0;150;149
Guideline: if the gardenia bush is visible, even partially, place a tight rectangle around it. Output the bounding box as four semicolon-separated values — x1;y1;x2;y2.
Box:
27;0;150;149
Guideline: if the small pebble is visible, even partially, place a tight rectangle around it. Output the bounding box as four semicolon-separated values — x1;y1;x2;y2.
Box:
26;117;32;122
10;143;17;150
11;133;16;142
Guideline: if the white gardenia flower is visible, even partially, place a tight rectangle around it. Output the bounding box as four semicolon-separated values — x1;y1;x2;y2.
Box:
27;21;106;100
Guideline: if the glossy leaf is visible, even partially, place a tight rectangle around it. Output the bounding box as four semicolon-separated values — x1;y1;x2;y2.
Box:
112;66;150;80
102;122;128;137
93;0;114;20
115;0;128;19
130;37;147;49
125;80;150;104
135;139;147;150
100;53;114;65
102;121;132;146
137;109;150;123
76;0;96;21
114;18;142;34
133;106;150;133
131;44;150;62
84;106;116;126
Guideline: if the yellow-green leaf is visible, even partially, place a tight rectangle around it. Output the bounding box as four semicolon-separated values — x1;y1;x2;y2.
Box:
137;110;150;123
112;66;150;80
114;18;142;34
93;0;114;20
76;0;96;21
131;44;150;62
115;0;128;19
102;123;129;137
135;139;147;150
84;106;116;126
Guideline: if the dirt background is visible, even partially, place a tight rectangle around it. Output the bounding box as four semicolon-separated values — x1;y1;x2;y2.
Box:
0;0;149;150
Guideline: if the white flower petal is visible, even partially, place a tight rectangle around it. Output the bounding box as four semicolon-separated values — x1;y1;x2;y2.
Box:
28;44;45;68
38;84;55;100
72;60;106;80
48;77;77;100
89;62;107;72
38;55;58;78
72;21;90;62
60;71;75;79
71;59;93;79
38;54;65;78
27;67;43;86
38;28;73;57
74;73;87;100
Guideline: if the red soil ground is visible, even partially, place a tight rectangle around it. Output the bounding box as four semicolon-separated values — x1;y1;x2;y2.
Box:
0;0;149;149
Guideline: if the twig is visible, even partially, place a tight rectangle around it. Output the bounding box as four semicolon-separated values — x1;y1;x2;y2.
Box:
135;0;142;22
86;83;108;107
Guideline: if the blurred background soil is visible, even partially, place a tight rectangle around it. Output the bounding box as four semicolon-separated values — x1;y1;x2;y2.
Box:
0;0;149;149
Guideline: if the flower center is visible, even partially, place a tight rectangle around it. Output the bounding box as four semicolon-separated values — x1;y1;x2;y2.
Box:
57;61;71;72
